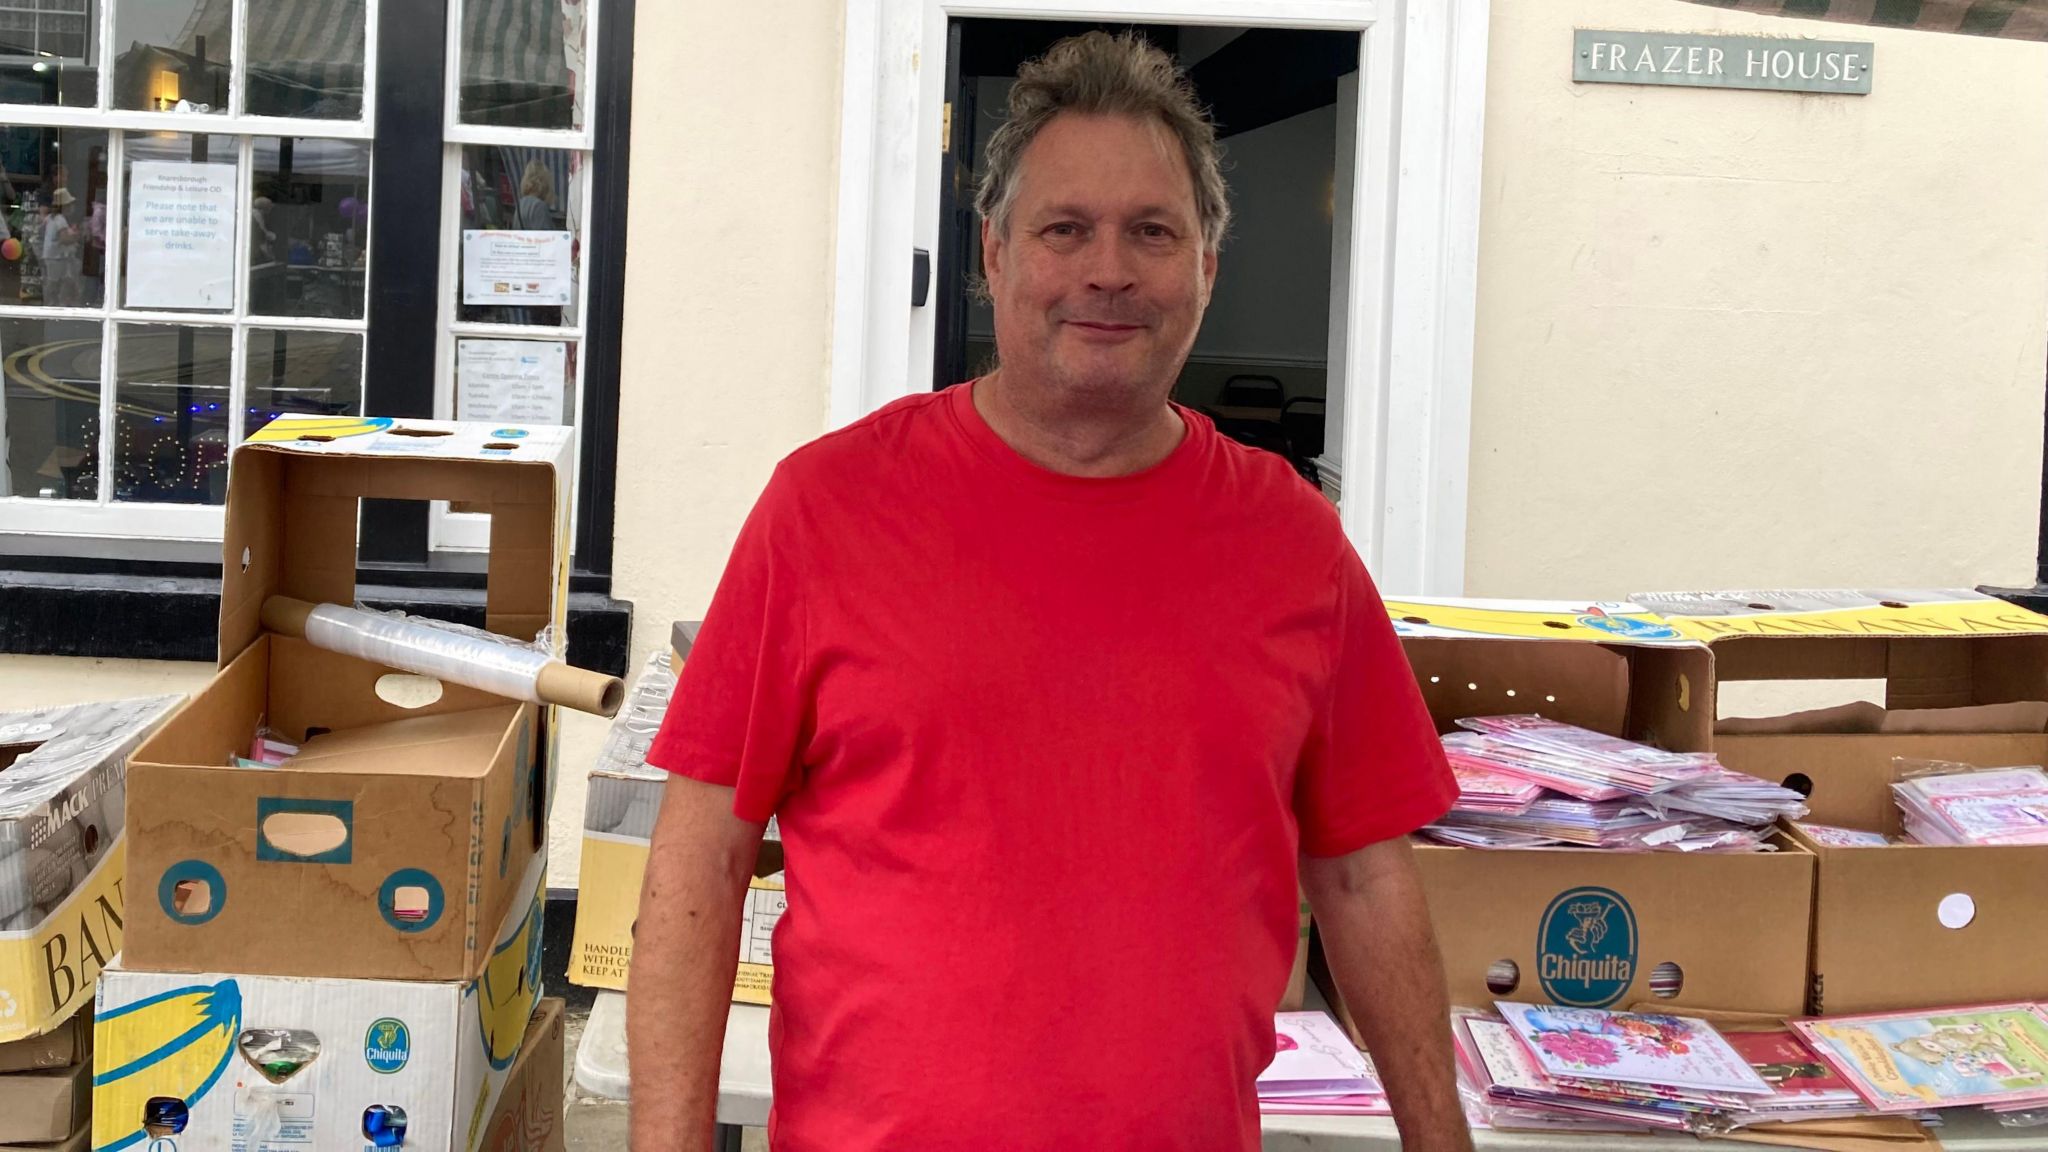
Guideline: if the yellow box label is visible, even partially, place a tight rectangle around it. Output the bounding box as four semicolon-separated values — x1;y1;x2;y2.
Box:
568;835;650;991
0;838;125;1044
734;963;773;1006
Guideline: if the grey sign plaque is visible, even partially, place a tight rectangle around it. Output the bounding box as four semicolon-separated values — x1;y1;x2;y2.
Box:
1574;30;1873;95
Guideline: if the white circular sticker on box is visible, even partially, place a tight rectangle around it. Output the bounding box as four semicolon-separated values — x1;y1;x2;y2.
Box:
1937;893;1976;930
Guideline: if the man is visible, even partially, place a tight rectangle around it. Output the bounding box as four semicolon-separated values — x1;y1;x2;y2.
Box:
630;31;1471;1152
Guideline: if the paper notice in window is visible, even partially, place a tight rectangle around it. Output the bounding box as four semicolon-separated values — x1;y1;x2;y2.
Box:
125;160;238;309
462;229;573;305
457;339;568;424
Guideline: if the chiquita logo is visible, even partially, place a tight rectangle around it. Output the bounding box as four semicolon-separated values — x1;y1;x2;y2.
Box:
1537;886;1638;1008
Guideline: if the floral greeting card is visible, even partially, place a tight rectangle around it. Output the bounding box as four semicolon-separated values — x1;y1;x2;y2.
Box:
1494;1002;1774;1096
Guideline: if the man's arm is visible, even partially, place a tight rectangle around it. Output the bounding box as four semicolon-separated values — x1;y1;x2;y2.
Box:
627;774;767;1150
1301;835;1473;1152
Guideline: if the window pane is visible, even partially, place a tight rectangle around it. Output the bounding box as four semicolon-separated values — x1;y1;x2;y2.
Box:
244;327;361;438
121;132;237;312
245;0;367;119
0;0;99;109
457;145;580;327
0;316;99;499
112;0;228;113
455;337;575;425
112;322;230;504
459;0;584;131
250;137;368;320
0;124;108;308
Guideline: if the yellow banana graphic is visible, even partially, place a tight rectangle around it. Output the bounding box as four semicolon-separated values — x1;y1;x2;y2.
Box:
245;415;394;444
476;892;542;1071
1384;599;1681;644
93;980;241;1152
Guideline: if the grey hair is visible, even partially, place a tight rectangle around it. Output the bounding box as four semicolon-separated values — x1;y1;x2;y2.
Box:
976;31;1231;252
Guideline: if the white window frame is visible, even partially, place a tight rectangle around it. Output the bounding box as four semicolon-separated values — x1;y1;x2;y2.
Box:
430;0;600;553
830;0;1488;595
0;0;380;541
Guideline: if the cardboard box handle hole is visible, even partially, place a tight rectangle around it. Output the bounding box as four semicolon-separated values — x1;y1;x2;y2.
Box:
389;427;453;438
238;1028;322;1084
392;886;432;922
374;673;445;709
1938;893;1976;930
1781;773;1813;798
172;879;212;916
240;546;251;573
144;1098;191;1137
260;812;349;859
364;1105;410;1144
1485;959;1519;994
1649;961;1683;999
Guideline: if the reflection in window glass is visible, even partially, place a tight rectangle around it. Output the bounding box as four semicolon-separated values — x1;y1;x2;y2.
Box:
459;0;584;131
0;317;100;499
457;145;580;327
120;132;236;313
250;138;369;320
0;1;99;109
112;0;228;113
0;125;109;309
113;323;231;504
244;328;362;438
245;0;367;119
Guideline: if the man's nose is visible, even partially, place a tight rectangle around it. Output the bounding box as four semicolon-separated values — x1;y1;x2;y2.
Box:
1082;234;1139;293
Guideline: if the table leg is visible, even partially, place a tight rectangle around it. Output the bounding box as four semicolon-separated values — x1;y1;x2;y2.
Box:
715;1123;745;1152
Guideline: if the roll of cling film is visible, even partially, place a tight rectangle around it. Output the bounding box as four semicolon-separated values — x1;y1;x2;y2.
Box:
304;603;553;703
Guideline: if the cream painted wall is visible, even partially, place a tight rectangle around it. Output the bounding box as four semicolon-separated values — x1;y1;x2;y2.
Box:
0;657;213;706
1467;1;2048;598
609;1;845;672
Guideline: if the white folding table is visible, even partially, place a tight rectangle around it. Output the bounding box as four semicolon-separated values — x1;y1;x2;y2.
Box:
712;1001;2037;1150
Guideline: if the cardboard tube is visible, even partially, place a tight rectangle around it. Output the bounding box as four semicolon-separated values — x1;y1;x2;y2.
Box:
261;595;318;639
262;595;625;717
536;662;626;717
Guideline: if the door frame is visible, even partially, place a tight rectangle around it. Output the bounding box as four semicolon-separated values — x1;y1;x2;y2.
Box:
829;0;1489;595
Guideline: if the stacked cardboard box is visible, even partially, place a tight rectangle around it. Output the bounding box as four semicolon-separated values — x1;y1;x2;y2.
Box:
570;644;790;1005
1638;590;2048;1015
95;417;573;1151
1315;598;1817;1045
0;697;179;1151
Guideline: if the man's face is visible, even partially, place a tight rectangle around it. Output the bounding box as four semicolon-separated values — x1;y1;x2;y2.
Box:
982;112;1217;409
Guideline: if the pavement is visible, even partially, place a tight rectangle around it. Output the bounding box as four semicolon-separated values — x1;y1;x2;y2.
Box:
560;1001;766;1150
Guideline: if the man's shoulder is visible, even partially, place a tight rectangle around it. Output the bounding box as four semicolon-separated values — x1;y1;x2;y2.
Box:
778;390;954;482
1202;427;1347;540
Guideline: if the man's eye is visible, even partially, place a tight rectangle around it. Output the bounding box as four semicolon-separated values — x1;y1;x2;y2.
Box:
1138;225;1173;239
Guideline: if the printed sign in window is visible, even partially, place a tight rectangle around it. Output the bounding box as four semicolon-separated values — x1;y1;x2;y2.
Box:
461;230;573;306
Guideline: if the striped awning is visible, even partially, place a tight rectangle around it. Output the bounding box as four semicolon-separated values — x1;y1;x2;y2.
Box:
1676;1;2048;40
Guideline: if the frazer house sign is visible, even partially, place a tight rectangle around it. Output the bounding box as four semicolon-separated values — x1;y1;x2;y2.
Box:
1574;30;1873;96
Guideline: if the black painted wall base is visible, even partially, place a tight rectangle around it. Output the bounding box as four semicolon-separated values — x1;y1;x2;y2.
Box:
543;888;600;1011
0;570;633;677
1985;584;2048;617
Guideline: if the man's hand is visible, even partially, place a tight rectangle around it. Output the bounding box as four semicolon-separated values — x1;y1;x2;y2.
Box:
1302;836;1473;1152
627;774;767;1151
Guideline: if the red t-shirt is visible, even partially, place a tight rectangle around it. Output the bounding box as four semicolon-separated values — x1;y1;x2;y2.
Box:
648;382;1454;1151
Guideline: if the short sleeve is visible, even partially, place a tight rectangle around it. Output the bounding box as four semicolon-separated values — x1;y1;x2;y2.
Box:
645;464;808;824
1295;548;1457;857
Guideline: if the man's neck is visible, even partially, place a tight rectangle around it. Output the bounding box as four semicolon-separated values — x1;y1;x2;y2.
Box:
973;370;1186;479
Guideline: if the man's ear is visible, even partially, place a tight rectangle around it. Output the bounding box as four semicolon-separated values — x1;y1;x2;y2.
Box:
980;217;1003;293
1202;245;1218;296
